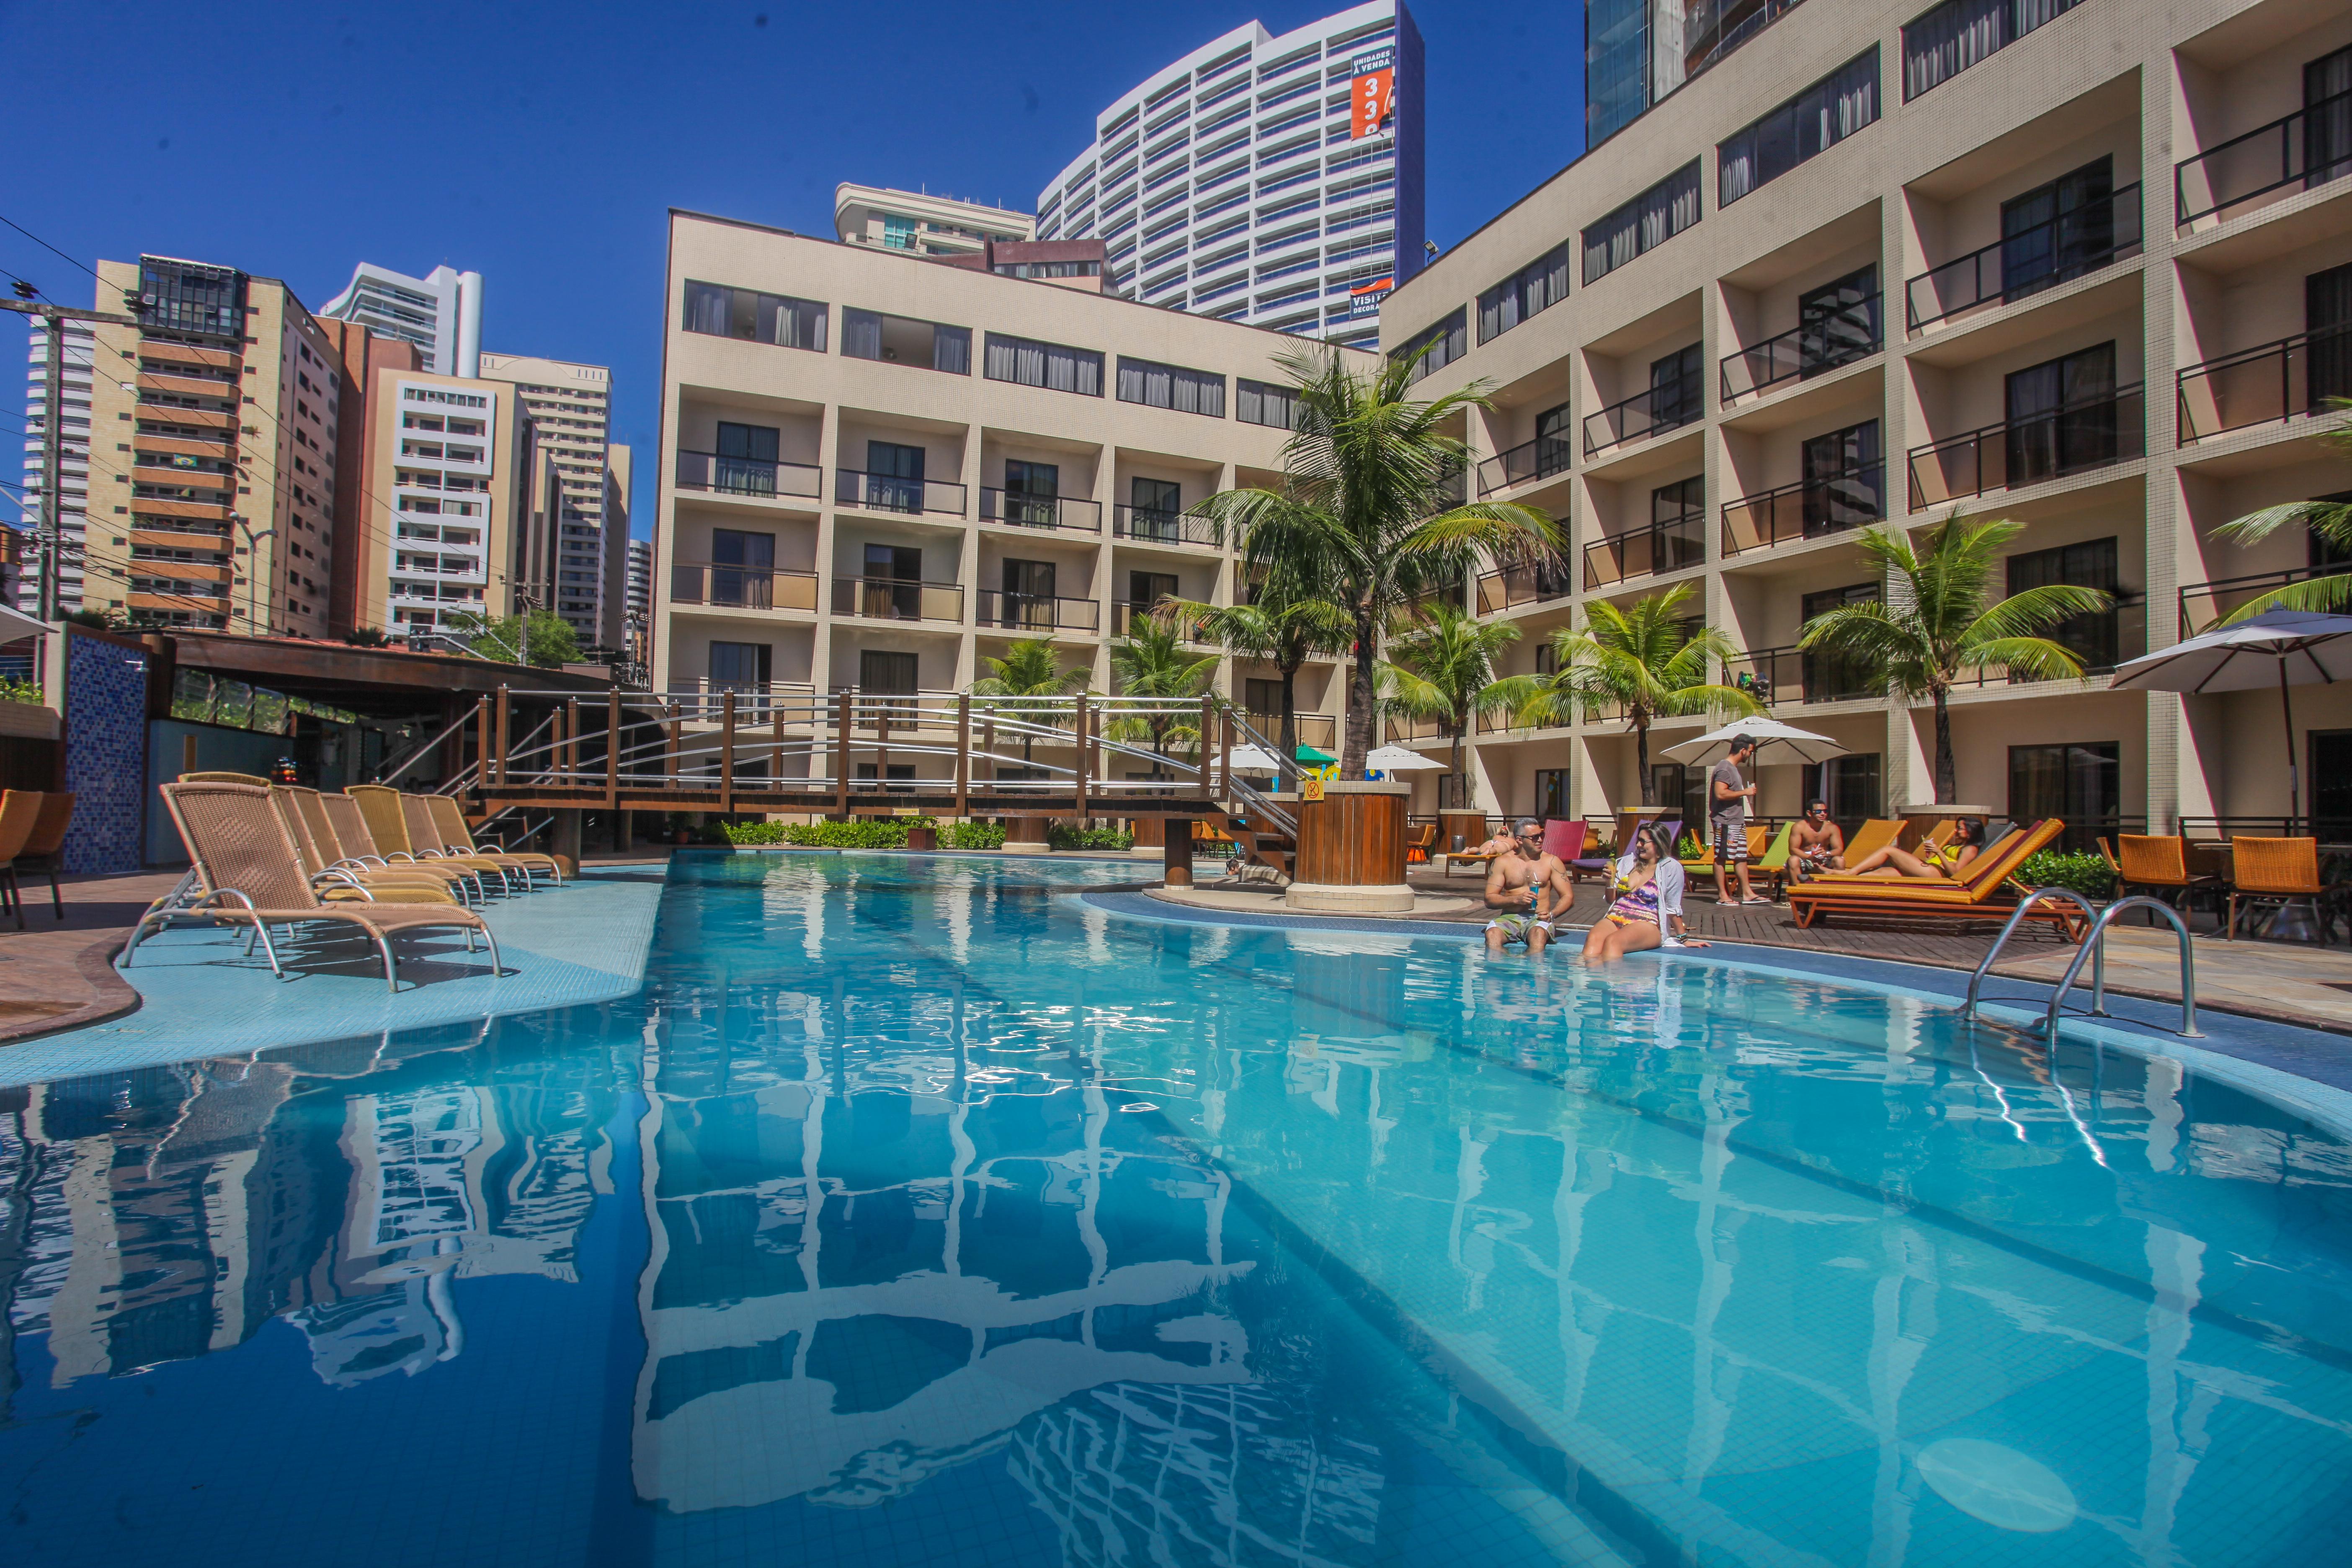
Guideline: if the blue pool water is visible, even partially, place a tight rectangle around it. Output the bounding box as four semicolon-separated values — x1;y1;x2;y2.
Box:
3;851;2349;1566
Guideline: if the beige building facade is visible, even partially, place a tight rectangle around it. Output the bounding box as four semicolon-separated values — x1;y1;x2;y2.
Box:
833;184;1034;258
353;365;536;637
81;256;345;635
651;209;1374;757
476;352;621;645
1373;0;2352;837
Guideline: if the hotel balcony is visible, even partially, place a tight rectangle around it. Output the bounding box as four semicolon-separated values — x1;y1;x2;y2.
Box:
1585;510;1706;589
1721;463;1885;557
2177;327;2351;444
1111;506;1221;547
1476;432;1573;495
1109;601;1213;640
1906;386;2145;508
833;469;968;518
980;490;1103;533
1905;184;2144;332
1720;294;1882;403
1719;645;1880;707
1475;558;1576;614
2178;565;2341;637
662;677;818;724
1246;712;1336;749
976;589;1101;632
675;449;822;501
1581;374;1702;459
669;562;820;612
830;576;964;623
2176;88;2352;230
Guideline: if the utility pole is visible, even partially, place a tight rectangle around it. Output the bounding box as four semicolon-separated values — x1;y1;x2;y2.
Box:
3;297;140;624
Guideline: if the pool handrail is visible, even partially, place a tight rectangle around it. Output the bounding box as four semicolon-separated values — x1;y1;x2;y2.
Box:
1962;887;2100;1021
1962;889;2202;1041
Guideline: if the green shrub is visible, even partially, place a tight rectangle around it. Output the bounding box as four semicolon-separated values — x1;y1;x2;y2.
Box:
0;676;44;706
719;820;790;844
940;821;1006;850
715;816;1015;850
2019;849;2115;900
1047;824;1135;852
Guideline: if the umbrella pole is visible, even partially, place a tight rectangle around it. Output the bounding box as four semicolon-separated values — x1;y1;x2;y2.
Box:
2282;660;2300;837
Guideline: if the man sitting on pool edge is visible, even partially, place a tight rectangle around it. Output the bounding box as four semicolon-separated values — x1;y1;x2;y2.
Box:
1483;817;1573;954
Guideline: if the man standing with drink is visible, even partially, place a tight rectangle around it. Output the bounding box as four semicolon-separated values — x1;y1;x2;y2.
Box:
1710;735;1769;905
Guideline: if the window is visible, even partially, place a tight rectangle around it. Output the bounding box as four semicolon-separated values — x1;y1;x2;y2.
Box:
1650;344;1703;429
859;649;918;693
882;214;916;250
984;333;1103;395
1478;240;1574;343
2004;341;2118;487
712;422;779;495
1583;161;1702;285
2009;741;2119;843
1800;419;1883;534
709;641;772;688
1903;0;2084;101
1238;377;1300;429
681;281;827;351
1719;49;1878;206
2000;156;2118;302
1390;307;1467;382
1806;754;1883;821
2007;535;2123;671
842;309;971;373
1533;769;1568;821
1801;582;1882;699
993;259;1104;279
1117;357;1226;415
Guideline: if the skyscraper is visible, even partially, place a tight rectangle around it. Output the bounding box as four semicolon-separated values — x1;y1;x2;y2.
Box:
318;262;482;377
15;316;93;615
1032;2;1424;349
475;353;615;642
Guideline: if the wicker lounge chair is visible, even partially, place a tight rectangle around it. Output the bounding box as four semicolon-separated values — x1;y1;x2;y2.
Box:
10;792;74;922
423;794;563;886
313;791;483;901
2226;836;2346;945
271;788;460;905
126;781;502;991
347;785;521;894
1786;818;2084;935
0;791;45;930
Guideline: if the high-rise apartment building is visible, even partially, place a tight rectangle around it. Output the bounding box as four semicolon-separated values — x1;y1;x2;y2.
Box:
1586;0;1805;148
476;353;615;643
318;262;483;377
351;364;536;636
600;444;631;652
1033;3;1425;348
651;207;1375;745
624;536;651;668
16;315;93;614
1382;0;2350;839
833;185;1034;257
40;256;346;635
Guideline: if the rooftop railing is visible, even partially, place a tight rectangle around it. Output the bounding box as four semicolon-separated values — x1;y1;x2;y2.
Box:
676;449;822;500
2175;87;2352;227
2176;326;2352;443
1905;184;2143;331
1721;296;1882;402
1720;462;1885;556
980;489;1103;532
1906;386;2144;508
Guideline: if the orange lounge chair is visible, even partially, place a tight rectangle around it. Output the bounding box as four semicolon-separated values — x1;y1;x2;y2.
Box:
1786;818;2085;935
1405;821;1437;864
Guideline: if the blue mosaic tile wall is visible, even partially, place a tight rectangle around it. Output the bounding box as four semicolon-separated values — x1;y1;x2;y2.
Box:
63;631;150;874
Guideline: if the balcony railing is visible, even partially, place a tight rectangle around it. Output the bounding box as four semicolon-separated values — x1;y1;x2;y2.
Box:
1720;462;1885;556
669;562;820;611
1475;559;1576;613
1383;713;1447;743
1583;377;1703;457
830;576;965;622
980;489;1103;532
1905;185;2143;331
1475;432;1573;495
976;589;1100;631
2175;87;2352;227
664;678;818;722
1112;505;1221;547
1906;386;2144;508
2177;326;2352;443
676;449;822;500
1721;296;1883;401
2179;566;2346;638
1245;712;1337;749
1584;515;1706;588
833;469;967;516
1720;645;1882;706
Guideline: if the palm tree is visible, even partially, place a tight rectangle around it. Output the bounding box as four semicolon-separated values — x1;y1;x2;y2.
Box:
970;636;1087;763
1165;575;1353;760
1514;583;1760;805
2210;411;2352;620
1107;615;1220;766
1196;343;1557;777
1800;513;2112;802
1378;605;1522;807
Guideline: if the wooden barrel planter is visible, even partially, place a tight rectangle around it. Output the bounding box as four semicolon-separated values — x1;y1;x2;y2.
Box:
1287;782;1414;913
1005;815;1053;853
1438;810;1488;856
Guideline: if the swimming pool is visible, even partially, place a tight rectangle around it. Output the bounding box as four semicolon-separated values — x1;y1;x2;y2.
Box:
2;851;2347;1566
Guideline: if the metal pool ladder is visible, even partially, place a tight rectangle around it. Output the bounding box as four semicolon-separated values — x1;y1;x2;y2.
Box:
1963;891;2201;1040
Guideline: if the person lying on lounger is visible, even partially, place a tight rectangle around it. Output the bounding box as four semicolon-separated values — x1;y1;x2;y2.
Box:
1839;816;1986;879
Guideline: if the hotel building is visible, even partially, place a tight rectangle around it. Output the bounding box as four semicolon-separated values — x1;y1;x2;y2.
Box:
1033;2;1424;348
1375;0;2352;838
650;208;1373;754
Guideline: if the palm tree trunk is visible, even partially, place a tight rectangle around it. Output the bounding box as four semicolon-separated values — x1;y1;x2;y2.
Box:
1278;659;1300;761
1449;717;1467;811
1345;606;1379;779
1933;687;1956;804
1635;716;1654;806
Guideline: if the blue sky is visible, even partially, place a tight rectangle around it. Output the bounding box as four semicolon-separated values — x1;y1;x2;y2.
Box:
0;0;1583;536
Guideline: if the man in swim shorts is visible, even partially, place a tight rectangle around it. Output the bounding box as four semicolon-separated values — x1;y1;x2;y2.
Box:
1484;818;1571;954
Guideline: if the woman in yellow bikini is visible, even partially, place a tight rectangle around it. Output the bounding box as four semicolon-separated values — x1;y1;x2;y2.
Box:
1581;824;1709;960
1839;817;1986;879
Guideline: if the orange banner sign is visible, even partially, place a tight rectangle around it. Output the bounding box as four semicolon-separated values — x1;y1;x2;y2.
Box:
1350;67;1394;139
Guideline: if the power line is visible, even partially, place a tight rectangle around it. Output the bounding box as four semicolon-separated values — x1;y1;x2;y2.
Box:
0;213;103;284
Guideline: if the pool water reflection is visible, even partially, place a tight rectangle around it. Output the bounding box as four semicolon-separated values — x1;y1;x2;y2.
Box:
1;851;2348;1567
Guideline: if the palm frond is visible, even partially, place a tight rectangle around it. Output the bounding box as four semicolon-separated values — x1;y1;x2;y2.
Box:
2217;570;2352;622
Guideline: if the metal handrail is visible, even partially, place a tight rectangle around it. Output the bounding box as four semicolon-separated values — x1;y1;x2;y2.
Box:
1963;889;2201;1040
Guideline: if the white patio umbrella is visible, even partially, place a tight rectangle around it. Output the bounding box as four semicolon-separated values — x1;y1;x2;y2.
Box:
0;603;52;643
1661;717;1852;766
1222;743;1284;772
2109;609;2352;833
1365;744;1446;771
